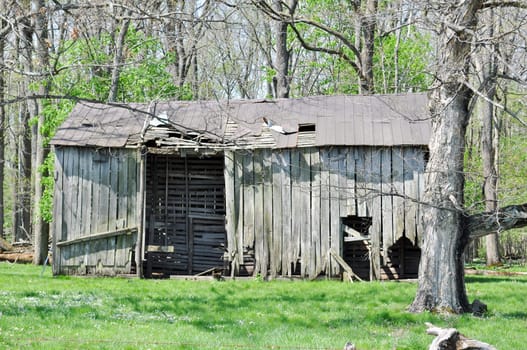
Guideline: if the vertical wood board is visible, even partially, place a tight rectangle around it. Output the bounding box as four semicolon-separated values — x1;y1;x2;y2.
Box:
271;151;283;276
310;149;322;276
299;148;312;277
280;150;292;275
380;148;394;258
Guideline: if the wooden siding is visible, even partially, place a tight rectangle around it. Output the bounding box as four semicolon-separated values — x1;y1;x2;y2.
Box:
52;147;140;275
224;146;425;280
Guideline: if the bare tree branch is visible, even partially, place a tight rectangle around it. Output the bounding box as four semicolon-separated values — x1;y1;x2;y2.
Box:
466;203;527;239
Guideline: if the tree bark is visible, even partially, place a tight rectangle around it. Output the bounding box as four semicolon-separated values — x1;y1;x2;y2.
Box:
272;0;296;98
108;13;131;102
0;10;5;239
32;0;50;265
409;0;481;314
359;0;377;94
13;16;33;243
475;8;501;265
466;203;527;239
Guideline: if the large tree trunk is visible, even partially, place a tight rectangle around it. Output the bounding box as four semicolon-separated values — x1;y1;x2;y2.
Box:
359;0;377;94
0;12;5;239
108;13;131;102
32;0;50;265
13;16;34;243
409;89;472;313
272;0;295;98
409;0;482;314
476;8;501;265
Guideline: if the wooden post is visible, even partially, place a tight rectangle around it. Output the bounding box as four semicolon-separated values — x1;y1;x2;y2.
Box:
135;147;146;278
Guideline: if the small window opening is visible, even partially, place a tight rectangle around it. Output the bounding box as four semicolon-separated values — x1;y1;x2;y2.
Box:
298;123;316;132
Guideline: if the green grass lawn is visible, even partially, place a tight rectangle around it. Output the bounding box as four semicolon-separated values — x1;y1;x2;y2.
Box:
0;262;526;349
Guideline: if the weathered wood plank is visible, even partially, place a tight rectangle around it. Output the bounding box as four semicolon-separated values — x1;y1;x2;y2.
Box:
68;148;80;241
392;147;406;241
329;249;363;282
242;152;255;252
329;148;342;276
369;148;382;280
300;148;312;278
290;149;302;273
346;149;357;216
56;227;137;247
380;148;394;259
117;150;129;228
415;149;426;245
262;148;273;277
355;147;368;217
233;152;245;270
403;147;418;245
338;148;348;218
319;149;330;277
75;148;86;237
90;150;102;235
224;151;237;274
98;149;111;233
271;151;283;277
253;150;264;276
280;150;292;276
128;151;139;228
52;147;65;274
310;149;322;277
109;150;119;230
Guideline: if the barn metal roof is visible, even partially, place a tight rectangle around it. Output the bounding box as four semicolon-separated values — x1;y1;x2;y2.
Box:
51;93;431;149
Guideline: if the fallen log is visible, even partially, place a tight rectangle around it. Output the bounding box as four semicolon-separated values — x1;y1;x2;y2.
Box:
0;237;13;251
0;252;34;263
426;323;496;350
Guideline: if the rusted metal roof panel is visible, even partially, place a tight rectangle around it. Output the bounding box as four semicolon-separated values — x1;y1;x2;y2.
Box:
51;93;431;149
51;102;144;147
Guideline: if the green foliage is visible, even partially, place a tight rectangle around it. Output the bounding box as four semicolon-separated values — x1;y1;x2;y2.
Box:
40;153;55;224
464;128;527;211
1;263;527;349
38;26;188;223
497;132;527;206
289;11;432;95
374;29;433;93
52;26;182;102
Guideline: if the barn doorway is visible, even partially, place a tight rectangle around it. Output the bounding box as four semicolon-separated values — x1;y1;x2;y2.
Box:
144;153;226;277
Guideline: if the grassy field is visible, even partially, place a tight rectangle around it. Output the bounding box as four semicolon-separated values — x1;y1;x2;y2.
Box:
0;263;526;349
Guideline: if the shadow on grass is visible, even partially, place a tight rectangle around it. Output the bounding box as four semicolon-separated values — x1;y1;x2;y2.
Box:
502;311;527;320
465;275;527;284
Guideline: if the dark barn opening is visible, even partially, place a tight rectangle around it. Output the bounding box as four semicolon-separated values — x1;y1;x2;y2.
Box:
381;236;421;279
144;154;226;277
342;215;372;280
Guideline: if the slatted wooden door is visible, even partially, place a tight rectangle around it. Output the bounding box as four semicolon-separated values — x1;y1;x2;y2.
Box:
145;154;226;276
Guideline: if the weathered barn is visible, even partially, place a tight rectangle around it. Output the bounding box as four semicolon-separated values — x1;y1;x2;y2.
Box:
51;93;430;280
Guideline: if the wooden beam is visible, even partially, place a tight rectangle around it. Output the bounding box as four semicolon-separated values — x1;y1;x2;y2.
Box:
329;249;363;282
56;227;137;247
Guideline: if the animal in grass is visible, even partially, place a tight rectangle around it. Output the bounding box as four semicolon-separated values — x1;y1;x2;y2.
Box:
343;342;356;350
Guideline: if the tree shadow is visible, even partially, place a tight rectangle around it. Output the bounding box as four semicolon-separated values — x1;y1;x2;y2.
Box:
465;275;527;284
